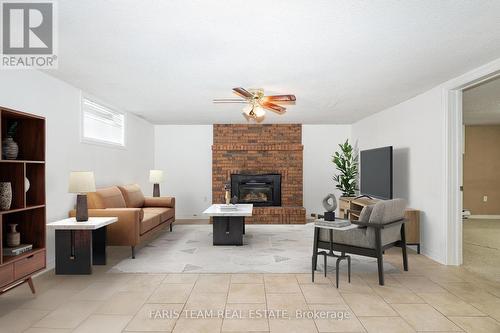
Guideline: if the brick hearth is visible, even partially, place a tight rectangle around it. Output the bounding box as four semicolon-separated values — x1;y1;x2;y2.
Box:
212;124;306;224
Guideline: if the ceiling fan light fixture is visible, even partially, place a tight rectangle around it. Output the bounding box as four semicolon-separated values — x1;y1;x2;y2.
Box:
214;87;295;122
253;105;266;118
243;104;253;116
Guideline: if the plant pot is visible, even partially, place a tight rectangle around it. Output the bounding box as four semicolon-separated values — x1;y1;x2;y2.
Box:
2;137;19;160
0;182;12;210
7;224;20;247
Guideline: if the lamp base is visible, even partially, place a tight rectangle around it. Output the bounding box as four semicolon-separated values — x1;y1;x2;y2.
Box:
153;184;160;197
76;194;88;222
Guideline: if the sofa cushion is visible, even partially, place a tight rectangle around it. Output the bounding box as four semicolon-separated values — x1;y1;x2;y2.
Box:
140;212;160;235
119;184;145;208
87;186;126;209
142;207;174;223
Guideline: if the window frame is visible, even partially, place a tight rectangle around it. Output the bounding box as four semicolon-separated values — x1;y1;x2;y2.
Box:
80;96;127;149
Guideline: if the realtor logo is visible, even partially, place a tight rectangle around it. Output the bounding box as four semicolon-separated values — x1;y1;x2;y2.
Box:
1;1;57;68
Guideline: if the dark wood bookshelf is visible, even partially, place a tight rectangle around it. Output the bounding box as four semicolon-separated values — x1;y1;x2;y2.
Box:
0;107;46;295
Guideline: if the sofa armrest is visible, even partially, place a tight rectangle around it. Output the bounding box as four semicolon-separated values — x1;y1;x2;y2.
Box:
69;208;142;246
144;196;175;208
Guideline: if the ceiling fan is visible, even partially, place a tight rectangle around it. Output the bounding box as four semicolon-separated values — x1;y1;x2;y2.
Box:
213;87;296;122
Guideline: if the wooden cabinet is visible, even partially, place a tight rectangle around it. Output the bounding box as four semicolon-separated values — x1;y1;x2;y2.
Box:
13;250;45;280
0;264;13;287
339;197;355;219
342;197;421;253
0;107;46;294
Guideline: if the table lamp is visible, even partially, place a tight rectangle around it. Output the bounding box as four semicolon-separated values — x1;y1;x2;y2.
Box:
149;170;164;197
68;171;96;222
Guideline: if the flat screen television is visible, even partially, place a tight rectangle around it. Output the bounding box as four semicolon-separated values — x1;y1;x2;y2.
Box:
360;146;393;200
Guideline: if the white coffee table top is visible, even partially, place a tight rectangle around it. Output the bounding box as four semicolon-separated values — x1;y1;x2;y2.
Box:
203;204;253;217
47;217;118;230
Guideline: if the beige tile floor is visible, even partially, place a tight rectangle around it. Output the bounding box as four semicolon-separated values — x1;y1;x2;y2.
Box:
463;219;500;283
1;247;499;332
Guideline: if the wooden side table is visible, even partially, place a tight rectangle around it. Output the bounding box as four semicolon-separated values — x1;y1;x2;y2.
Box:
47;217;117;274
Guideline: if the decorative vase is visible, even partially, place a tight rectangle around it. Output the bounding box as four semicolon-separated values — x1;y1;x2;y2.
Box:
25;177;30;193
0;182;12;210
2;137;19;160
7;224;20;247
231;195;238;205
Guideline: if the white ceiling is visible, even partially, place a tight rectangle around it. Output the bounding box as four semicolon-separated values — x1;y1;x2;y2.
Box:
46;0;500;124
463;76;500;125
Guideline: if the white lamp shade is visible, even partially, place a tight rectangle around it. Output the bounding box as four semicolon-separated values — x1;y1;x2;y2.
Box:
149;170;164;183
68;171;96;193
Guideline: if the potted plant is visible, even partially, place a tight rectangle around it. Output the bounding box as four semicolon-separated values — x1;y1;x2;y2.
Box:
2;121;19;160
332;139;358;197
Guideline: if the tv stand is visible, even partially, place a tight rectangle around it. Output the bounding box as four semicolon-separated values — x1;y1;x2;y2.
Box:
338;196;421;254
354;194;372;200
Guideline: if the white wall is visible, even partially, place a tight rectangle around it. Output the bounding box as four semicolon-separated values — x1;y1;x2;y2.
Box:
352;87;447;263
303;125;351;216
154;125;213;219
0;70;154;268
350;57;500;265
154;124;352;219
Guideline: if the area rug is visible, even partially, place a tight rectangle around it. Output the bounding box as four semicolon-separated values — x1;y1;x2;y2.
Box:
111;223;397;274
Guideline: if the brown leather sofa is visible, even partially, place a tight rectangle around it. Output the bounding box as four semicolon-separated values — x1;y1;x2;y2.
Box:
69;184;175;258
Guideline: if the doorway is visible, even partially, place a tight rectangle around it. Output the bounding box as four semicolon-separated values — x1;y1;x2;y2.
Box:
461;76;500;282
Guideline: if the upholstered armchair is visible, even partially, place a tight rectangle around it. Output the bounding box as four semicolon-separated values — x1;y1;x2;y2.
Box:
317;199;408;285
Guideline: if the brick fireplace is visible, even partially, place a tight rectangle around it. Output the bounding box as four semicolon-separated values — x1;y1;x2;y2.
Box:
212;124;306;224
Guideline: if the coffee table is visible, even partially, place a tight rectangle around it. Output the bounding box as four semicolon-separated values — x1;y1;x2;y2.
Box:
203;204;253;245
47;217;117;274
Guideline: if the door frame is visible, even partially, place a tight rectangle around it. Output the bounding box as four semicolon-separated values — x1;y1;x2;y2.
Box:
444;59;500;265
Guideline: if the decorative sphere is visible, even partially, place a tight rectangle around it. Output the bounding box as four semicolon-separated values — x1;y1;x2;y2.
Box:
322;193;337;212
25;177;30;192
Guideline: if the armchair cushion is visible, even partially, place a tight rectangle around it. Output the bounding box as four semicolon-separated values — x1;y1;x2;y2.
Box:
359;205;373;222
357;204;374;229
118;184;145;208
144;196;175;208
369;199;406;224
319;222;403;249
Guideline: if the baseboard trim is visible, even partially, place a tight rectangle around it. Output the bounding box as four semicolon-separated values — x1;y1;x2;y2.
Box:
468;215;500;219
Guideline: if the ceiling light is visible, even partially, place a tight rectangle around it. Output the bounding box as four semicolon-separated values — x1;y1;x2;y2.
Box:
253;105;265;118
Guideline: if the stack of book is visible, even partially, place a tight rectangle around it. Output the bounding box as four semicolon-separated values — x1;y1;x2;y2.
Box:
219;204;238;211
315;219;351;228
3;244;33;256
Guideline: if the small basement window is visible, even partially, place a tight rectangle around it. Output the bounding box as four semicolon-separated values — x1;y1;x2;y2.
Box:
81;98;125;147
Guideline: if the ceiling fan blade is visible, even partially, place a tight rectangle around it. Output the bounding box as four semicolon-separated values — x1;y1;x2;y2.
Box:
213;98;248;103
263;94;296;102
233;87;253;99
262;101;286;114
